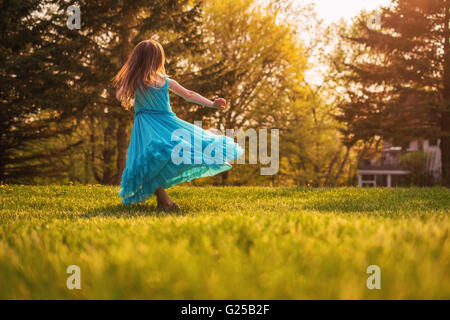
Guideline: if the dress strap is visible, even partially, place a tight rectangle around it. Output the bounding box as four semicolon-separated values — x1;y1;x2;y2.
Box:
165;75;170;88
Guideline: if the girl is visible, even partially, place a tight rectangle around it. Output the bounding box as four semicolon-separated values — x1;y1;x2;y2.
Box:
113;40;243;211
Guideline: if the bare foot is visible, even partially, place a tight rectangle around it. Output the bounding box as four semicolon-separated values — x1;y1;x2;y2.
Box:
155;187;179;211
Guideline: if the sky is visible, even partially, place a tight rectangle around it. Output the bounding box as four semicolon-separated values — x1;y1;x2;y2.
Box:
312;0;391;23
302;0;392;85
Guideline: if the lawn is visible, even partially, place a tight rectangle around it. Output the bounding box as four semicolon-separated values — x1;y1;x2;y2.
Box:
0;185;449;299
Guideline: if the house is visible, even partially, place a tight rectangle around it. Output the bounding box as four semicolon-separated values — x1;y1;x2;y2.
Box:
357;139;441;187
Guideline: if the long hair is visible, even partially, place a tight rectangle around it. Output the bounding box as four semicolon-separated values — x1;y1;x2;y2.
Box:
112;39;166;109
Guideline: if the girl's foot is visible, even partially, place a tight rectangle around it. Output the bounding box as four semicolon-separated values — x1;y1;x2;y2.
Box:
156;197;180;212
165;202;180;212
155;187;180;212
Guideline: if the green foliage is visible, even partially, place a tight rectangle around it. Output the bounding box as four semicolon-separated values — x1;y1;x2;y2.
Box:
280;86;348;187
0;0;364;187
331;0;450;185
1;185;449;299
0;0;97;182
0;0;204;185
399;151;435;186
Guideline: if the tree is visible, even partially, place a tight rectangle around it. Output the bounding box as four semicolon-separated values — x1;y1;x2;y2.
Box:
0;0;98;182
333;0;450;186
1;0;204;184
274;0;354;187
69;0;205;185
174;0;308;185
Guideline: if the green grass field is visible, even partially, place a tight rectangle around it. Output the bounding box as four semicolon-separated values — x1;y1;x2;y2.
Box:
0;185;449;299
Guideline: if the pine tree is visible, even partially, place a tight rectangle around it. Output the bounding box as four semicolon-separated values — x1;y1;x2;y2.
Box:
59;0;205;185
1;0;204;184
0;0;98;182
334;0;450;186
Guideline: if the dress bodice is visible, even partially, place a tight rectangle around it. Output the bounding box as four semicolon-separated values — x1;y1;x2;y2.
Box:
134;75;174;115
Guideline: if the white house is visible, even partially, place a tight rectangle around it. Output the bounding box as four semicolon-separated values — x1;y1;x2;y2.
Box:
357;139;441;187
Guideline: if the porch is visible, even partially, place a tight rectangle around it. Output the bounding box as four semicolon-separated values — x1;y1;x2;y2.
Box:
357;167;410;187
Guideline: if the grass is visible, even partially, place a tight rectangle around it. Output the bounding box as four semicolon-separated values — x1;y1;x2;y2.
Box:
0;185;449;299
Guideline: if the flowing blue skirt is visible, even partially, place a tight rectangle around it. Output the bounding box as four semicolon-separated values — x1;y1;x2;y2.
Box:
118;110;243;204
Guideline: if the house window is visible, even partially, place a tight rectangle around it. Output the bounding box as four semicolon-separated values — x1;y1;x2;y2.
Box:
429;138;438;147
418;140;424;151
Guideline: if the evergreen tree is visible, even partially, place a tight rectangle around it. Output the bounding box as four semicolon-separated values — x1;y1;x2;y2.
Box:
0;0;98;182
1;0;204;184
334;0;450;185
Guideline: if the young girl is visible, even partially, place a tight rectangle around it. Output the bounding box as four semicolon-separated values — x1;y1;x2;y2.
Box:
113;40;243;211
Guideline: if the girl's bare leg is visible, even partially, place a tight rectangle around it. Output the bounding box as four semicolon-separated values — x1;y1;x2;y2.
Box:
155;187;175;208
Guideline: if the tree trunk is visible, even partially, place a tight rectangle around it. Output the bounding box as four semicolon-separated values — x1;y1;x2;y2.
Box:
221;170;229;185
442;0;450;186
84;150;90;184
112;10;134;185
102;118;116;185
324;154;338;187
89;116;102;183
0;162;4;183
441;136;450;186
331;145;350;187
114;114;129;184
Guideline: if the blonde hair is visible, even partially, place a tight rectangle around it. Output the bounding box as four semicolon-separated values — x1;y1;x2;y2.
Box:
112;39;166;109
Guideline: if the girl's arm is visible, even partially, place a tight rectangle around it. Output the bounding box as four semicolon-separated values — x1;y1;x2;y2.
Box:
168;78;226;109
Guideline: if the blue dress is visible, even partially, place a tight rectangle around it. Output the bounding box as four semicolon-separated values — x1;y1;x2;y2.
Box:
119;75;244;204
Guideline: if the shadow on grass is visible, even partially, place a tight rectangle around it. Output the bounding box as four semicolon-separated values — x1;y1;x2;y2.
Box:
209;187;449;214
78;203;187;219
54;187;448;218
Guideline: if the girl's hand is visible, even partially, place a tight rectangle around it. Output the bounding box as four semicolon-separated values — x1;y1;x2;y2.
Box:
212;98;226;109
